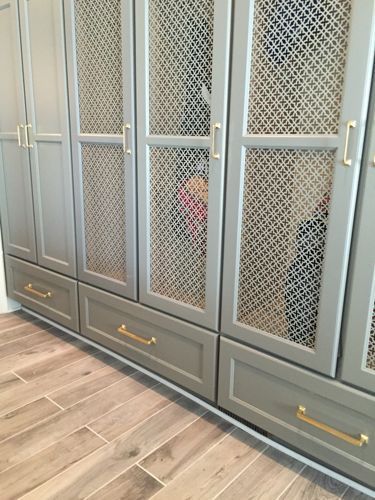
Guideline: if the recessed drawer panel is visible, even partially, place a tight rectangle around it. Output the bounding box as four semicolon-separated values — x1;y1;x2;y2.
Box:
79;283;218;401
218;338;375;488
5;255;78;331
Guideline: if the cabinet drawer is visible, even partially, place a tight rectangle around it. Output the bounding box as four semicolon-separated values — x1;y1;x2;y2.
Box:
79;283;218;401
218;338;375;488
5;256;78;331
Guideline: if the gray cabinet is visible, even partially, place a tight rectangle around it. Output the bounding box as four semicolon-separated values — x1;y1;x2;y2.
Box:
340;76;375;394
0;0;76;277
136;0;232;330
64;0;137;299
221;0;375;376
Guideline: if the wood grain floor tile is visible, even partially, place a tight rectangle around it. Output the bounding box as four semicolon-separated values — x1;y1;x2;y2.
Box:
0;397;60;442
16;339;98;381
151;428;267;500
89;383;180;441
342;487;374;499
21;398;205;500
0;372;155;472
0;352;123;417
48;360;134;408
0;427;105;500
0;319;49;346
0;311;30;329
279;466;348;499
216;447;305;500
140;412;233;484
88;465;163;500
0;329;58;360
0;372;24;393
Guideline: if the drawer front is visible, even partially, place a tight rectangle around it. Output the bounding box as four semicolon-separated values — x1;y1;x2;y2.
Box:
218;338;375;488
79;283;218;401
5;255;78;331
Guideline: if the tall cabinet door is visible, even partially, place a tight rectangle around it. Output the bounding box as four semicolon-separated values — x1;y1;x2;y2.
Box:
64;0;137;298
221;0;375;375
0;0;36;263
136;0;232;330
340;76;375;394
19;0;76;277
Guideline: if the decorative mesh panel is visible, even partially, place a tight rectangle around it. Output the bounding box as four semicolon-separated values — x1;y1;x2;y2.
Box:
237;149;335;349
81;144;127;282
148;0;214;136
75;0;123;134
247;0;351;135
149;147;209;309
366;302;375;370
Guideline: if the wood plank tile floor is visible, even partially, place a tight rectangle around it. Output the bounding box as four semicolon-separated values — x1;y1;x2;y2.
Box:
0;310;372;500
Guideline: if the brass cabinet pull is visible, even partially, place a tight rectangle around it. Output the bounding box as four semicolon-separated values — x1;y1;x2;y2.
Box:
122;123;131;155
296;406;368;447
24;283;52;299
17;124;24;147
343;120;356;166
25;124;33;148
117;324;156;345
211;122;221;160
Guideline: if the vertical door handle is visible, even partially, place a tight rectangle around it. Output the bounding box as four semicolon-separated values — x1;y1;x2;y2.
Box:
343;120;356;166
17;124;24;148
122;123;131;155
211;122;221;160
25;124;33;148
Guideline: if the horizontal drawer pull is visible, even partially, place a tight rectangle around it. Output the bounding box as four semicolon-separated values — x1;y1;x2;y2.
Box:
296;406;368;447
24;283;52;299
117;324;156;346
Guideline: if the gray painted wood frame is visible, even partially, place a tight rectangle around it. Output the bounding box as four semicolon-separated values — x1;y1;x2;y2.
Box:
340;71;375;394
19;0;77;277
136;0;232;330
221;0;375;376
64;0;137;299
0;0;37;263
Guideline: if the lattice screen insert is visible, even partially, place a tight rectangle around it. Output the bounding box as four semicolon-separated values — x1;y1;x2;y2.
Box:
366;301;375;370
148;0;214;136
149;147;209;309
247;0;351;135
75;0;123;134
237;148;335;349
81;144;127;282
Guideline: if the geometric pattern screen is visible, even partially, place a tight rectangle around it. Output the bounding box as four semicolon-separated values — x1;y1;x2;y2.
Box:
247;0;351;135
148;0;214;136
81;144;127;283
237;149;335;349
75;0;124;135
366;301;375;370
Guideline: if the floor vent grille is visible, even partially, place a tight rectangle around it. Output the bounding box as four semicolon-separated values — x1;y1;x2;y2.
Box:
218;406;269;436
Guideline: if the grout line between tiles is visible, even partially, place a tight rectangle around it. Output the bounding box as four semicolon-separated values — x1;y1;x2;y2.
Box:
340;486;350;499
10;370;28;383
274;464;307;500
44;394;65;411
0;325;55;348
85;425;109;444
137;463;166;487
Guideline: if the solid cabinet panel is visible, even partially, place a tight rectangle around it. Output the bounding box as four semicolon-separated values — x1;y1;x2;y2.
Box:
20;0;76;277
221;0;375;375
340;77;375;394
65;0;137;298
136;0;232;329
0;0;37;262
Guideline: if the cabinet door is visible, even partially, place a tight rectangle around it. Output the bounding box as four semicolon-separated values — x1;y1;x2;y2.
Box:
19;0;76;277
340;77;375;394
64;0;137;298
136;0;232;329
221;0;375;375
0;0;36;262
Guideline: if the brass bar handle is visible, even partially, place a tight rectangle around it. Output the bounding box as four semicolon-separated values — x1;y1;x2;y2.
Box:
24;283;52;299
343;120;356;166
25;124;33;149
211;122;221;160
296;406;368;447
122;123;131;155
117;324;156;346
17;124;24;147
